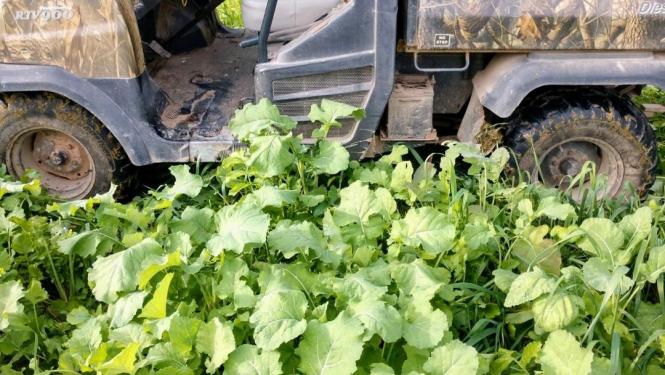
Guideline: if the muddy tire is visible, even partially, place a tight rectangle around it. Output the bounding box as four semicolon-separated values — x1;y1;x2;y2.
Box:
504;90;658;198
0;93;133;200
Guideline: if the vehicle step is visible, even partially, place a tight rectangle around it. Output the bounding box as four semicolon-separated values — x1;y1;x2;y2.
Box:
643;103;665;117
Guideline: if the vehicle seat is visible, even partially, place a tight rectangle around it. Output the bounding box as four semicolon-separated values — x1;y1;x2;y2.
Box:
242;0;339;36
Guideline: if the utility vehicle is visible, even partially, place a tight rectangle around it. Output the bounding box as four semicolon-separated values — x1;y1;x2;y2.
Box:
1;0;664;199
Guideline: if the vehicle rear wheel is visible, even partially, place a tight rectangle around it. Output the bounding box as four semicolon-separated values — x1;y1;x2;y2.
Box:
0;94;133;200
504;90;658;199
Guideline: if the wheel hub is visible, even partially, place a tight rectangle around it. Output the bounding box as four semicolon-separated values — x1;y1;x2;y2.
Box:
541;141;602;188
31;131;91;179
559;158;582;176
8;129;95;199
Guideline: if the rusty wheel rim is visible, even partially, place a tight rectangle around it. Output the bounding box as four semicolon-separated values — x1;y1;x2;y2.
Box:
8;129;95;199
537;137;623;199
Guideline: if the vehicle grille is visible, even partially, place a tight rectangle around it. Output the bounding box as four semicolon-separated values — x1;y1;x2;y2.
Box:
272;66;374;96
276;92;368;118
272;67;374;140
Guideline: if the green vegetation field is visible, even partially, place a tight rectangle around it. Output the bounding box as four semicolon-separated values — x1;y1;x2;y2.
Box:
2;98;665;374
216;0;243;29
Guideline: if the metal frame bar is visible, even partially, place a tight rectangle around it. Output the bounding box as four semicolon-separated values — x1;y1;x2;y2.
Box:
258;0;279;63
414;52;470;73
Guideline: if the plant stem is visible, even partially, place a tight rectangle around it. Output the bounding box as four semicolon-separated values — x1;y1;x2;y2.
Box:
46;252;67;302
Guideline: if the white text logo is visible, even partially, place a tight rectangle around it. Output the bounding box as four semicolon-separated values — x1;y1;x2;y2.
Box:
15;6;74;22
435;34;454;47
639;1;665;15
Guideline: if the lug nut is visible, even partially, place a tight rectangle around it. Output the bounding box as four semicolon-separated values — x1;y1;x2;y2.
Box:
50;151;68;166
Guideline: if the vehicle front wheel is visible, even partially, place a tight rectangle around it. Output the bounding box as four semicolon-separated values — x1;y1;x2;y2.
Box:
504;90;658;199
0;94;132;200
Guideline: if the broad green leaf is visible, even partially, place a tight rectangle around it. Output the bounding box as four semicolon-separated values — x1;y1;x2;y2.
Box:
535;197;577;221
95;342;139;375
518;199;534;217
576;218;624;261
140;273;174;319
109;291;147;328
504;268;557;308
170;207;215;245
619;207;652;249
268;220;326;259
486;147;510;181
58;230;103;258
590;357;611;375
461;222;494;251
643;245;665;283
249;186;298;209
332;182;392;245
392;260;449;303
0;179;40;197
296;312;365;375
308;99;364;128
67;306;92;325
539;330;593;375
583;258;633;294
144;342;189;369
147;312;179;340
390;161;414;193
24;279;47;305
393;207;456;255
335;181;386;225
214;256;256;308
311;140;350;175
250;289;308;351
490;348;515;375
532;293;578;332
209;203;270;255
138;251;182;290
196;318;236;373
225;345;283;375
423;340;479;375
0;250;10;277
170;316;202;355
402;345;430;375
0;281;24;331
492;269;518;293
165;165;203;199
349;299;402;343
166;232;193;259
513;225;562;274
379;144;409;165
519;341;542;368
154;367;194;375
402;303;449;349
370;363;395;375
355;166;391;186
89;239;163;303
230;98;297;140
333;270;388;303
257;265;323;297
109;323;155;351
65;318;103;365
374;187;398;217
248;135;297;178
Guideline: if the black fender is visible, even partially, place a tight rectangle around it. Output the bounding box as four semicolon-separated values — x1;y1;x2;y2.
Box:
459;52;665;143
475;52;665;118
0;64;188;166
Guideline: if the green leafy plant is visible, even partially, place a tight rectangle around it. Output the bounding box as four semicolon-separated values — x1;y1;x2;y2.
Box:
216;0;244;30
0;99;664;374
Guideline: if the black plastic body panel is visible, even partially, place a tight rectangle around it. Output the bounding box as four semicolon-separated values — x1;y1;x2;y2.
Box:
0;64;188;166
255;0;398;157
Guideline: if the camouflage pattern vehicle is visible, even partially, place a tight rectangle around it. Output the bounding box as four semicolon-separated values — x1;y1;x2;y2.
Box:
0;0;663;199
